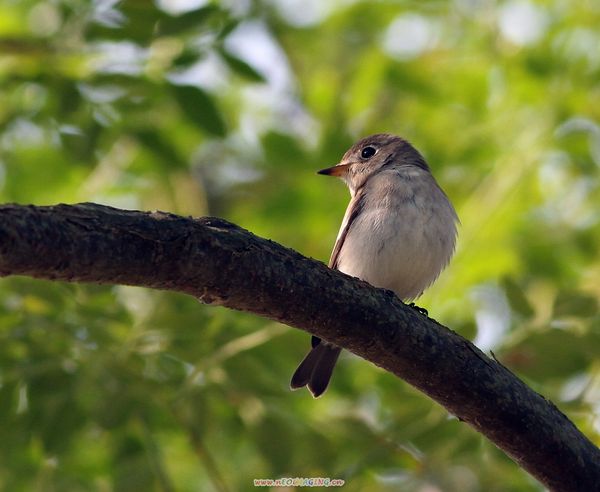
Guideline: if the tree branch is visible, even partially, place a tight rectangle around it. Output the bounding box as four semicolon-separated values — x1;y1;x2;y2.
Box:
0;202;598;491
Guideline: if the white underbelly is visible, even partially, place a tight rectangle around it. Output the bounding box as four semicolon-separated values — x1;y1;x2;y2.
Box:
336;202;456;300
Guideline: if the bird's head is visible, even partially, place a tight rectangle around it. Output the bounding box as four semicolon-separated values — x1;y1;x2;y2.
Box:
318;134;430;195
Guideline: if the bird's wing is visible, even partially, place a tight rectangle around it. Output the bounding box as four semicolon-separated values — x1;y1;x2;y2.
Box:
328;190;366;269
311;192;366;348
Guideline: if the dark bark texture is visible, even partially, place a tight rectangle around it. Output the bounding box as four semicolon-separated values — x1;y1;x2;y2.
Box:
0;203;599;491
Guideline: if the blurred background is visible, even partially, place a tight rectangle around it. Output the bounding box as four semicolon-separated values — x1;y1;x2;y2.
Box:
1;0;599;490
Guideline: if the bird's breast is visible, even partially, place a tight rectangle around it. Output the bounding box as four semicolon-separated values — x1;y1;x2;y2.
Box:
335;176;457;300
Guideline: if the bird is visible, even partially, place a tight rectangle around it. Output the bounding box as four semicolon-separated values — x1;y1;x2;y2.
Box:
290;133;458;398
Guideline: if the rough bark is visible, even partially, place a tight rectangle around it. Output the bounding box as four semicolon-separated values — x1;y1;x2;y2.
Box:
0;202;598;491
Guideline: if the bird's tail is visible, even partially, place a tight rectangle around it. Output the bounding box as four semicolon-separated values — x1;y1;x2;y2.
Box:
290;341;341;398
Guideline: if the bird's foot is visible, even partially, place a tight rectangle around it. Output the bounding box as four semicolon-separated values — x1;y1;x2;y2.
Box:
408;302;428;316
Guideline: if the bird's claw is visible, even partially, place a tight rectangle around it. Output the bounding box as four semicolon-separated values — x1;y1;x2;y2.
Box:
408;302;428;316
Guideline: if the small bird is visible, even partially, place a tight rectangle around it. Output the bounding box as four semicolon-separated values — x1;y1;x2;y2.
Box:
290;134;458;398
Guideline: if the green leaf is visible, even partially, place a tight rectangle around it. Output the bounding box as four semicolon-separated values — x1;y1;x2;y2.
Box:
501;277;534;318
553;290;598;318
220;50;266;82
217;18;241;41
156;5;219;36
171;85;226;137
133;129;186;170
172;48;203;68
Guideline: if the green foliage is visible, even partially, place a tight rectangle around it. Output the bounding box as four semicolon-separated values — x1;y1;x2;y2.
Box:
1;0;599;490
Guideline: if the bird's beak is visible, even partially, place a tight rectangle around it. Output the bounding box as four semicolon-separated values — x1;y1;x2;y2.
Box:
317;163;350;177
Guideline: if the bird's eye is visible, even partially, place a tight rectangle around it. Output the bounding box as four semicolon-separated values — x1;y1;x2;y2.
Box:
361;146;376;159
